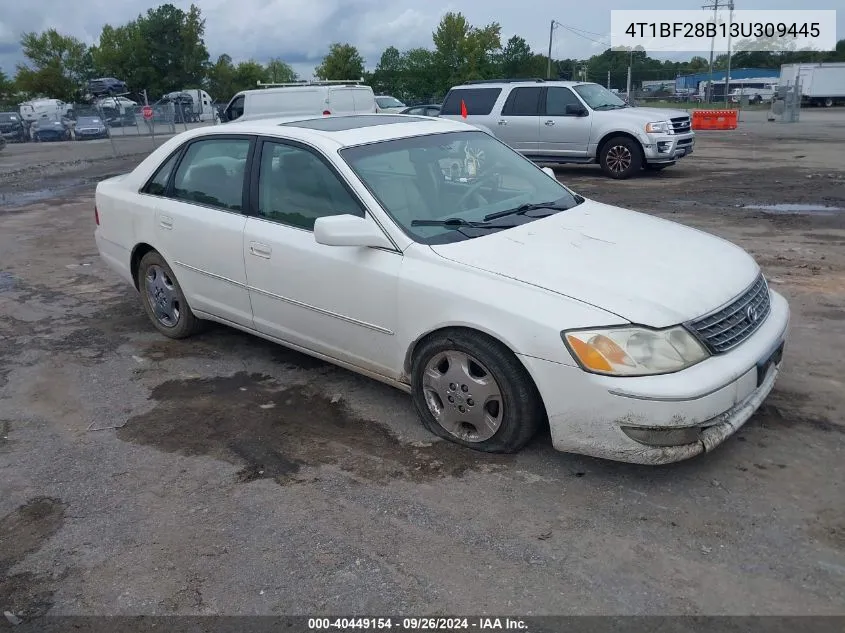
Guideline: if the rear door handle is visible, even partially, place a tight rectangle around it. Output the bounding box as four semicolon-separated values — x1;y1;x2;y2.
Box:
159;215;173;229
544;120;555;126
249;241;272;258
497;119;508;126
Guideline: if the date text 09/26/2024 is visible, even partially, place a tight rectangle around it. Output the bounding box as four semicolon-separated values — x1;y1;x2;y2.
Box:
308;618;529;631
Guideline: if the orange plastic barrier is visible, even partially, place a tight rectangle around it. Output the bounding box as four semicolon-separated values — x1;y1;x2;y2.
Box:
691;109;738;130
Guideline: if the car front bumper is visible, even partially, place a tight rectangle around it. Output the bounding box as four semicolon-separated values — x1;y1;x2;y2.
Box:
642;132;695;163
519;289;790;465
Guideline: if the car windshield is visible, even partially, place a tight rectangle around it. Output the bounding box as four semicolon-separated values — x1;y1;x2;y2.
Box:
377;96;405;108
339;130;582;245
573;84;628;110
0;113;17;122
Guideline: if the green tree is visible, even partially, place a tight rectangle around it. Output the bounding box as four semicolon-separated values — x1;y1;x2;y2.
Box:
315;43;365;80
0;68;14;102
233;60;267;91
91;3;209;97
206;54;236;100
432;12;501;93
14;29;92;100
497;36;542;78
265;58;297;83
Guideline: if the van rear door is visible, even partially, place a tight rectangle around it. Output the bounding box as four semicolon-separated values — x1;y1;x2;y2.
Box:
327;88;357;115
349;87;377;113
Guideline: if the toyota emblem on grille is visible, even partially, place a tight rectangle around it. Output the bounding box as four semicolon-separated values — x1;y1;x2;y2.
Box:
746;304;759;323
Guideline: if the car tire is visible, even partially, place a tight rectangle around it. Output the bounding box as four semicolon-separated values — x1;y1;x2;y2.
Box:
410;329;544;453
599;136;642;179
137;251;203;339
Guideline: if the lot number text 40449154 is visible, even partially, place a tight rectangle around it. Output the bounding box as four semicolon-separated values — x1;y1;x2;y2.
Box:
307;617;530;631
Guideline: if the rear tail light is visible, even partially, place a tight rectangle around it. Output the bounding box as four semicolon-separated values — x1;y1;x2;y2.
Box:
94;205;99;225
323;110;331;116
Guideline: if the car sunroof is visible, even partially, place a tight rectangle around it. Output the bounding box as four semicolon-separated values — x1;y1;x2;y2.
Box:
279;115;432;131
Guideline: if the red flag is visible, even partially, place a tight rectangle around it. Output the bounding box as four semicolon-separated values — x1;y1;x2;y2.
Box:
460;99;468;118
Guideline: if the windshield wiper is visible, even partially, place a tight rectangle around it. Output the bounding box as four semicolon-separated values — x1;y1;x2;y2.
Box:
483;201;572;222
410;217;518;229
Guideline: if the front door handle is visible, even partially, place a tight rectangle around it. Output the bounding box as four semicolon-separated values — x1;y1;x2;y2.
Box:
249;242;272;258
159;215;173;229
544;120;555;126
497;119;508;126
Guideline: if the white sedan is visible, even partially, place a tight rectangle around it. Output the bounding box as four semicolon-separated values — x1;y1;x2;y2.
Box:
94;114;790;465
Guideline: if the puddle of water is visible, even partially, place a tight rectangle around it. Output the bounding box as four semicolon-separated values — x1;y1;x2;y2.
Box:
741;203;844;215
118;372;510;485
0;180;87;208
0;272;18;292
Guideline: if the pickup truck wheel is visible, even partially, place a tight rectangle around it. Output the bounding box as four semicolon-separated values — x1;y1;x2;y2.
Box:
411;330;543;453
137;251;203;339
600;136;642;179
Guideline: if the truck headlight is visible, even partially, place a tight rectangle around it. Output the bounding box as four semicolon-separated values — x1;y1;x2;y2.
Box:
562;326;709;376
645;120;673;134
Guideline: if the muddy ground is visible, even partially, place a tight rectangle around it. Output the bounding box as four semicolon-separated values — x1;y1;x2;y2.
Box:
1;109;844;621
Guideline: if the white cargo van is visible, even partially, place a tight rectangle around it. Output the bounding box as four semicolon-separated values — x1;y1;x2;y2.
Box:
221;80;376;123
19;98;75;122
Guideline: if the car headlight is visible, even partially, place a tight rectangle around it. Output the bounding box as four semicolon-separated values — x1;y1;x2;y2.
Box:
645;120;673;134
562;326;709;376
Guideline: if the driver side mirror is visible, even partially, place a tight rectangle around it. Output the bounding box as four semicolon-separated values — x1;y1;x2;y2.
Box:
565;104;588;117
314;214;394;249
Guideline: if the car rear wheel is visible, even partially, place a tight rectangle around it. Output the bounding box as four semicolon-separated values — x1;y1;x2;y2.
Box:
410;330;544;453
137;251;202;339
599;136;642;179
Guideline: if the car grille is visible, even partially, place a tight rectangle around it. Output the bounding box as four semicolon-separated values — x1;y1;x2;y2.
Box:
0;124;18;133
671;116;691;134
686;274;771;353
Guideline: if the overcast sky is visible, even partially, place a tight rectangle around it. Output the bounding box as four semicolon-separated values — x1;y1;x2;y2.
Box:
1;0;842;80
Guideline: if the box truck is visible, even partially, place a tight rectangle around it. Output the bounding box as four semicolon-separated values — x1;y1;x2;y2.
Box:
780;63;845;107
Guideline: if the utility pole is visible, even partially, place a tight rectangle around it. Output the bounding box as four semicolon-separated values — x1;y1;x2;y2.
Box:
723;0;735;104
702;0;720;103
607;69;611;88
626;49;633;96
547;20;561;79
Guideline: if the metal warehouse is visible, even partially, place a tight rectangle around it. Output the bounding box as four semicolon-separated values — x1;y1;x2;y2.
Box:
675;68;779;91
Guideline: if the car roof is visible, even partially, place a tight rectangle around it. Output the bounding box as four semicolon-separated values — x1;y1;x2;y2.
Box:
208;114;476;149
451;80;588;89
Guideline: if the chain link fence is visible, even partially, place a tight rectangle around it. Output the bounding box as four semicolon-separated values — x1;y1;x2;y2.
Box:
1;95;220;159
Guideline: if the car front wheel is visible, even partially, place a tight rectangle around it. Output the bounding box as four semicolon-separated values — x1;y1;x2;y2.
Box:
411;330;544;453
137;251;202;339
599;136;643;179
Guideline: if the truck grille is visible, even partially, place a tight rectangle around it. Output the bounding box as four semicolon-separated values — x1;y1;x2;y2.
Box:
686;274;771;353
671;116;691;134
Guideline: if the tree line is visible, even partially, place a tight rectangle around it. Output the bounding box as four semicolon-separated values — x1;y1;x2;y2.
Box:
2;3;844;106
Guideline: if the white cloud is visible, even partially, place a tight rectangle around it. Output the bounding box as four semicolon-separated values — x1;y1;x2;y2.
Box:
2;0;843;79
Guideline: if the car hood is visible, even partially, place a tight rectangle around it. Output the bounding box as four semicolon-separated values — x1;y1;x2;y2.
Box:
428;199;759;328
621;106;691;121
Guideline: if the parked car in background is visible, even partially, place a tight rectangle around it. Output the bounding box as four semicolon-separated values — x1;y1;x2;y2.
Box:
375;95;407;113
93;113;788;465
31;118;70;142
74;115;110;140
19;98;74;123
439;79;695;179
0;112;26;142
222;80;376;123
400;104;441;116
87;77;128;96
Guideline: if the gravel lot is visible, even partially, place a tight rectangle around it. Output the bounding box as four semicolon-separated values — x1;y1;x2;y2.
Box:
1;109;844;621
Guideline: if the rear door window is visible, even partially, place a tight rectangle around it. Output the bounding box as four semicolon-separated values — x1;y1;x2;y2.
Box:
441;88;502;116
501;87;542;116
